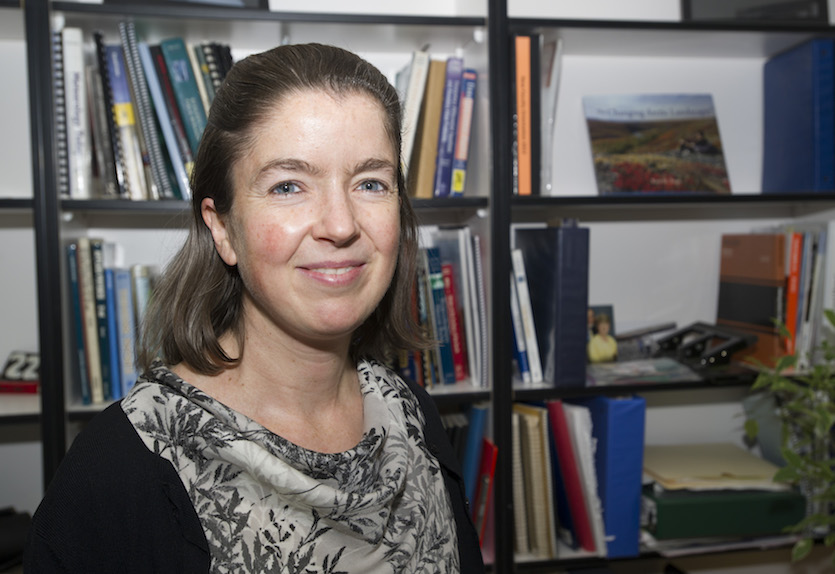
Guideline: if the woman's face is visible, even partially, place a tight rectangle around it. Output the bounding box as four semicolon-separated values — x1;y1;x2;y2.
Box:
203;89;401;349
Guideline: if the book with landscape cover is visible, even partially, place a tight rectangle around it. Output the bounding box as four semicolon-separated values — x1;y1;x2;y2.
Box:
583;93;730;195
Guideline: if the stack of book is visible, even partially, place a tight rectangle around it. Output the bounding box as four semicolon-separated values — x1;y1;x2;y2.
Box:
509;396;646;560
397;225;487;389
65;237;156;406
54;22;234;202
396;51;479;199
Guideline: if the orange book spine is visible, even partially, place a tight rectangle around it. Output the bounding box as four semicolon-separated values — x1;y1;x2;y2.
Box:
515;35;533;196
784;232;803;354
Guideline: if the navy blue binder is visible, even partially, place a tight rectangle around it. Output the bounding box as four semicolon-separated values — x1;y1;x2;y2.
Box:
763;37;835;193
514;225;590;387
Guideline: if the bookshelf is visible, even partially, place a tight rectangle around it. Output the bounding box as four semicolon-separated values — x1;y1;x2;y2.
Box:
13;0;835;571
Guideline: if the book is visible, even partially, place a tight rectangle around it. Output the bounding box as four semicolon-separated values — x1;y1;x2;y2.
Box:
103;42;148;200
509;274;532;384
763;38;835;193
192;43;216;107
433;56;464;198
562;401;607;556
510;248;544;383
546;399;597;553
138;41;192;200
408;58;446;199
104;268;122;400
131;263;154;328
513;402;558;559
450;68;478;197
583;93;731;194
784;231;803;354
572;396;646;558
160;37;207;157
423;247;456;385
513;34;534;196
514;225;590;387
472;437;498;546
461;402;489;503
52;30;70;199
86;56;118;198
716;232;786;367
539;33;563;195
471;234;488;388
90;239;112;402
185;41;211;115
66;243;91;405
93;31;130;199
61;27;93;200
511;411;529;554
441;263;468;381
643;484;807;540
396;49;430;180
75;237;105;404
119;20;174;200
113;267;139;396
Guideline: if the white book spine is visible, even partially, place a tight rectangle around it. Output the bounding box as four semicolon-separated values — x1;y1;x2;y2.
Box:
511;248;544;383
62;27;93;199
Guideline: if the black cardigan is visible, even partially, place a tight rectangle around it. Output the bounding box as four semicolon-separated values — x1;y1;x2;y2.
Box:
24;379;485;573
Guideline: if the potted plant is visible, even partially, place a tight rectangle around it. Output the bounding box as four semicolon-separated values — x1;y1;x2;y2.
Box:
746;310;835;564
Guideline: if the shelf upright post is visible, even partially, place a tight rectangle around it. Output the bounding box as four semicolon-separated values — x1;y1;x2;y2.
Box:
487;0;516;570
25;0;67;488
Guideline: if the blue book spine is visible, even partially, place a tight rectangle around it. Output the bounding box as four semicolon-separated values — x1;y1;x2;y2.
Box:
66;243;91;405
573;395;646;558
114;268;139;396
450;68;478;197
461;403;488;503
104;268;122;400
763;38;835;193
426;247;456;384
509;273;531;383
515;225;590;387
432;56;464;198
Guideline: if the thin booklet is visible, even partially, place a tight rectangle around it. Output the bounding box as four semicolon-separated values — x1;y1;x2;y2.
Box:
583;93;731;195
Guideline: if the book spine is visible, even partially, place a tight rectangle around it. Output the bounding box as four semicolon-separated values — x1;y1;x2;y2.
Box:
90;239;112;402
104;43;148;201
408;59;447;199
426;247;456;384
66;243;91;405
138;41;192;200
433;56;464;198
511;248;543;383
201;42;225;95
461;403;488;503
114;268;139;396
509;274;532;384
450;68;478;197
160;37;207;157
471;437;498;545
416;253;437;388
192;43;216;106
93;32;130;199
61;27;93;200
514;35;533;196
472;234;489;388
785;231;803;354
76;237;104;404
185;41;211;115
104;268;122;400
85;60;119;198
119;20;174;200
813;40;835;190
52;30;70;199
131;264;153;329
442;263;468;381
400;49;430;181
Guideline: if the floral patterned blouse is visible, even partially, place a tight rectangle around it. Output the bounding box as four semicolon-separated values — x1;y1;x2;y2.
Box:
121;359;459;574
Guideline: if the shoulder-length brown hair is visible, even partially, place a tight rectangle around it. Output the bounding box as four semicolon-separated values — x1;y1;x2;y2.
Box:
138;43;426;375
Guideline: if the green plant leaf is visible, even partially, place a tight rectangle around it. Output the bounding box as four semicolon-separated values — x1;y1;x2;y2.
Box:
792;538;813;562
744;418;759;441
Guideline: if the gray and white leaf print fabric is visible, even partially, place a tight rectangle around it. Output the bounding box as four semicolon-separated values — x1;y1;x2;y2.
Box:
122;359;459;573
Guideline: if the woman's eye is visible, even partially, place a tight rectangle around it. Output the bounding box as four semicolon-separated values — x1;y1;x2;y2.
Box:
272;181;302;195
357;180;388;193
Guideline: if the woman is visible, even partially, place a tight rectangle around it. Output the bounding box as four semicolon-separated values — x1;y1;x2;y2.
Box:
26;43;483;573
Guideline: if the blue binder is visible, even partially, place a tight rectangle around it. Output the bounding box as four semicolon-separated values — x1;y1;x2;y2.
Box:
763;38;835;193
572;395;646;558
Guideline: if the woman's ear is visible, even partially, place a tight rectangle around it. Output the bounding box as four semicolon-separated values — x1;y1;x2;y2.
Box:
201;197;238;267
